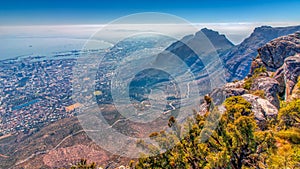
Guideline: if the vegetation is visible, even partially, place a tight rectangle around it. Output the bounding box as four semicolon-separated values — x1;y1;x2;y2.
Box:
69;93;300;169
62;159;98;169
278;99;300;129
251;90;266;99
243;66;267;90
134;96;277;169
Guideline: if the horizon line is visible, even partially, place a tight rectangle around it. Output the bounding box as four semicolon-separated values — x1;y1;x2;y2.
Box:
1;22;300;27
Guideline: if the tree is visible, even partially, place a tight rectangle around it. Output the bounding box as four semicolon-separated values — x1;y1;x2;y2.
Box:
61;159;98;169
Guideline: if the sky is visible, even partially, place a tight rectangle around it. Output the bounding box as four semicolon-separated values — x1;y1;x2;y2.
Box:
1;0;300;59
1;0;300;25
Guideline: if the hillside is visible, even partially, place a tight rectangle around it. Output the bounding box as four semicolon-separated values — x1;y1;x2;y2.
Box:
0;117;129;169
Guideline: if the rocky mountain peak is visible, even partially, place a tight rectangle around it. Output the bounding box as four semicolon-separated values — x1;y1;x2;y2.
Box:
173;28;234;52
197;28;234;50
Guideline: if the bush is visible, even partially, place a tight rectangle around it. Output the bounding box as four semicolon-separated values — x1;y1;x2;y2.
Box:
243;66;267;90
278;99;300;129
243;78;253;90
276;128;300;144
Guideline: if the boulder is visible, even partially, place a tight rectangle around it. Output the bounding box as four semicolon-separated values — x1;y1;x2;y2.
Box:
210;80;248;105
251;77;280;108
242;94;278;130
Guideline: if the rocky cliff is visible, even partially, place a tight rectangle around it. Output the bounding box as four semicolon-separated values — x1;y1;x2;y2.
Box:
222;25;300;81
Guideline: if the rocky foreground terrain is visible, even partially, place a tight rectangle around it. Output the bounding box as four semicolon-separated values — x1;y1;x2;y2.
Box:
1;27;300;169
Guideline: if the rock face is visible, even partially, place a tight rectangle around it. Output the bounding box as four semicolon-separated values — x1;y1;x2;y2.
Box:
282;55;300;99
222;25;300;81
242;94;278;130
258;32;300;71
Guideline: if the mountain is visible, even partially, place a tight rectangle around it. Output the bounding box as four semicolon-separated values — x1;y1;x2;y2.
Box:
165;28;234;56
200;28;235;51
222;25;300;81
155;28;234;92
157;25;300;83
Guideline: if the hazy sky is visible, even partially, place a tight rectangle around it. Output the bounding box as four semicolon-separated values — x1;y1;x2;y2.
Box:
1;0;300;59
1;0;300;25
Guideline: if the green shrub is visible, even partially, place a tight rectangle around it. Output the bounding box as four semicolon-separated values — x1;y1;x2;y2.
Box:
244;78;253;90
276;128;300;144
253;66;267;76
278;99;300;129
244;66;267;90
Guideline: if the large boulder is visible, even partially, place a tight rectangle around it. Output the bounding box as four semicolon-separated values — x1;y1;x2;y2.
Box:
210;80;248;105
251;77;280;108
242;94;278;130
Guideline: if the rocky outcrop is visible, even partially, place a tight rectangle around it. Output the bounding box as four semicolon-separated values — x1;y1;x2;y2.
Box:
210;31;300;130
250;32;300;100
222;25;300;81
242;94;278;130
282;55;300;99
